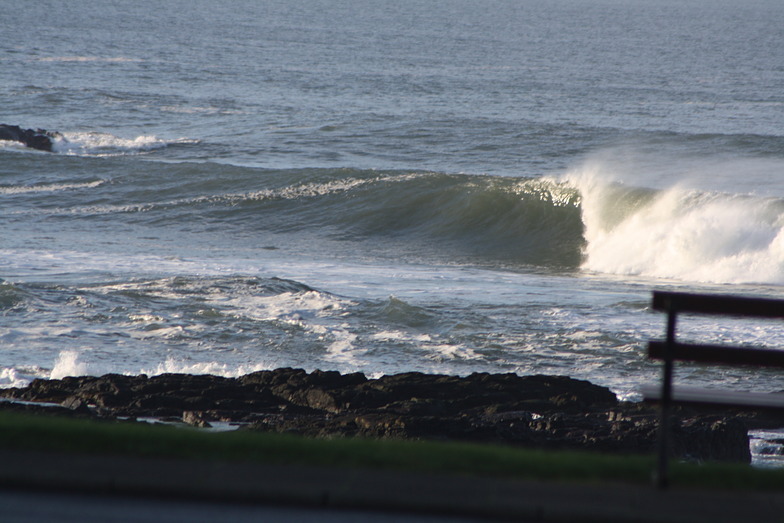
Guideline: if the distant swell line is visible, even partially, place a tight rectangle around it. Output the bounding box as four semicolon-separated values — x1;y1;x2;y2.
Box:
35;56;144;63
6;172;421;217
0;180;104;195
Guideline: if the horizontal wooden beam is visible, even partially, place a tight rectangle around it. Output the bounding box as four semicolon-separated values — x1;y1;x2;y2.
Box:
652;291;784;319
648;341;784;368
641;384;784;411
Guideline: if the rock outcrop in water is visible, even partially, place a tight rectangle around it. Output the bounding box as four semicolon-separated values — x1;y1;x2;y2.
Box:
0;124;60;152
0;368;753;463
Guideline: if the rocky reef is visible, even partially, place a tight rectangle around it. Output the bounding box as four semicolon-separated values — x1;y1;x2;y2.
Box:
0;124;60;151
0;368;755;463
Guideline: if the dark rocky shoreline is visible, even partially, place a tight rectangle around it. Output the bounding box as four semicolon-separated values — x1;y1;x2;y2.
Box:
0;368;764;463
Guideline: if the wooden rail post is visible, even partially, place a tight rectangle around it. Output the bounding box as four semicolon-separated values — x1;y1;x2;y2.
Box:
655;299;677;489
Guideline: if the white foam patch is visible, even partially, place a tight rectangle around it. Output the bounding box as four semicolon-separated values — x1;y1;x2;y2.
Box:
222;290;367;365
0;367;42;388
0;140;34;152
130;325;187;340
370;330;432;342
428;344;482;361
324;329;364;366
140;358;274;377
223;290;353;324
52;132;198;156
44;352;278;383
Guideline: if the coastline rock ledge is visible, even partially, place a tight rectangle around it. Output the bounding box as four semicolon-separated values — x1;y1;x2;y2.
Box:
0;368;751;463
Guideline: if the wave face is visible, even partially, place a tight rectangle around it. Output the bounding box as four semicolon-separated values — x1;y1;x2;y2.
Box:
1;154;586;269
220;170;586;267
567;163;784;285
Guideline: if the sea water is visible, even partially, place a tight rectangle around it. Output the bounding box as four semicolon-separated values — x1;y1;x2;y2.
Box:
2;0;784;412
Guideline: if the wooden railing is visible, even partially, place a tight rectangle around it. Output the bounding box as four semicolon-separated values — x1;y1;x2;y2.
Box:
642;290;784;488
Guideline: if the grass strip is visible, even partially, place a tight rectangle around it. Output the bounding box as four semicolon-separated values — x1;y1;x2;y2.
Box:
1;411;783;491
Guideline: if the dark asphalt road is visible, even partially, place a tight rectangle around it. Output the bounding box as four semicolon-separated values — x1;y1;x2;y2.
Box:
1;449;783;523
0;490;490;523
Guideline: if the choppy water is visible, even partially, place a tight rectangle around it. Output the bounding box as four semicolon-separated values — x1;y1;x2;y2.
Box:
2;0;784;404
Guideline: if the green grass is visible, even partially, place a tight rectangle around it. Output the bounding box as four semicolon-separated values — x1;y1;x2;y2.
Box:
1;411;783;492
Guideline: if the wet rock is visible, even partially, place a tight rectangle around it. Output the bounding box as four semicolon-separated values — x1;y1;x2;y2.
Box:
182;410;213;428
0;397;94;419
0;124;59;151
61;396;92;414
673;417;751;463
0;368;754;463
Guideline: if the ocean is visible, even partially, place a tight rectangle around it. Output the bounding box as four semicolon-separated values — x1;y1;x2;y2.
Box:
2;0;784;419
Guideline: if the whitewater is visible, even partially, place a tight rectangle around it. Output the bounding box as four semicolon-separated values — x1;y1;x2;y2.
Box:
2;0;784;432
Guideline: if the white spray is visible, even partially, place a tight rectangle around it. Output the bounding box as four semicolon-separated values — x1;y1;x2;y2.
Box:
565;161;784;284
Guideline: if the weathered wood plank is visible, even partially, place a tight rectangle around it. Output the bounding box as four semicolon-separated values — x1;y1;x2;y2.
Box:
641;384;784;411
652;291;784;319
648;341;784;368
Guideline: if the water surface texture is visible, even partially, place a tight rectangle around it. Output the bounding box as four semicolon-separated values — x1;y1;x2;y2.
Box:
2;0;784;400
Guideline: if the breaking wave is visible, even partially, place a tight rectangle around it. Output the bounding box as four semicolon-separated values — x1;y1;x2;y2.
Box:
566;162;784;285
6;148;784;284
